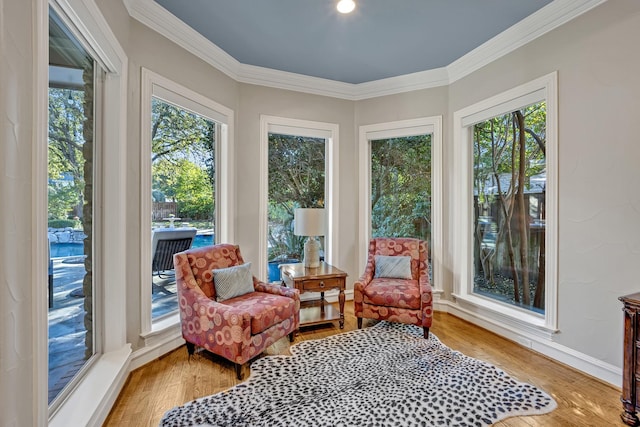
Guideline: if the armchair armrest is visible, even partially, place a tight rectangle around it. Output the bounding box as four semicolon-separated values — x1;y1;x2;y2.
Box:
354;262;375;317
254;280;300;302
353;276;369;294
355;249;376;289
254;280;301;329
181;286;251;327
419;274;432;301
417;241;432;302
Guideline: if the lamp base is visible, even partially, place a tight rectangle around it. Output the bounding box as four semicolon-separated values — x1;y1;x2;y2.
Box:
303;237;321;268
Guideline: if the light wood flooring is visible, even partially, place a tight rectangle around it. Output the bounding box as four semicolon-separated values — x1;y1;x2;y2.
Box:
104;306;623;426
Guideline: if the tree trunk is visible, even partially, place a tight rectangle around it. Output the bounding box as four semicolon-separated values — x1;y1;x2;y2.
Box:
533;229;545;308
533;190;546;309
487;120;520;300
494;169;519;301
514;111;530;306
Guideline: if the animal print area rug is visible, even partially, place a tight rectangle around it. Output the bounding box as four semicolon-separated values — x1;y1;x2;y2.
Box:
160;322;557;427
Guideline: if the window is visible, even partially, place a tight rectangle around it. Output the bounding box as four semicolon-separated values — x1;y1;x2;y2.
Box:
371;135;432;234
473;102;547;314
267;133;326;282
48;7;100;406
42;1;128;423
140;69;234;335
452;73;558;336
260;116;339;282
359;117;443;292
150;97;215;319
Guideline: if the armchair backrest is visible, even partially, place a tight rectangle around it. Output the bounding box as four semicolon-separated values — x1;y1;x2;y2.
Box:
174;243;245;299
368;237;427;280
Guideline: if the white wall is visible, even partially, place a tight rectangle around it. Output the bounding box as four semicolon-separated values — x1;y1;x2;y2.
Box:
120;15;240;349
0;0;45;425
99;3;640;376
355;86;449;285
236;84;357;282
447;0;640;370
2;0;640;424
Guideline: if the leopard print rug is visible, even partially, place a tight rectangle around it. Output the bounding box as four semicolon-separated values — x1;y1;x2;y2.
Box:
160;322;556;426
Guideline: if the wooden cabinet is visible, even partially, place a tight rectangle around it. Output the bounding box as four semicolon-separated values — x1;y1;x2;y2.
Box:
620;292;640;426
280;262;347;329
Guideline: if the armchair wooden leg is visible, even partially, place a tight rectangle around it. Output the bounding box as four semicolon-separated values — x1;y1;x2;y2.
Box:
289;331;296;342
423;327;430;339
357;318;363;329
235;363;244;380
186;342;195;357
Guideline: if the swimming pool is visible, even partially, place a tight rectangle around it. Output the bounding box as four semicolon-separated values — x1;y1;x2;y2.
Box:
50;233;214;258
50;242;84;258
192;234;213;248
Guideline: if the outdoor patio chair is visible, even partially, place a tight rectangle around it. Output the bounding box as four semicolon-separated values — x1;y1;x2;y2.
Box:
173;244;300;379
354;237;433;338
151;227;197;280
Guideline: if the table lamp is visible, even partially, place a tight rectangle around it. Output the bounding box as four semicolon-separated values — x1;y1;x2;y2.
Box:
294;208;325;268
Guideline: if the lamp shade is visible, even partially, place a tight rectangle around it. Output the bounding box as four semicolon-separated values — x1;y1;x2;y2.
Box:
294;208;325;237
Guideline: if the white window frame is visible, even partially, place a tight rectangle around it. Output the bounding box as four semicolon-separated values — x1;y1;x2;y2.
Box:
140;68;235;337
40;0;130;425
358;117;443;296
452;72;558;338
259;115;339;281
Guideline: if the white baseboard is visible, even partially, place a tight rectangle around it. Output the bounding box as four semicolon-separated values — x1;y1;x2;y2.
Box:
433;299;621;388
54;290;619;427
129;292;621;394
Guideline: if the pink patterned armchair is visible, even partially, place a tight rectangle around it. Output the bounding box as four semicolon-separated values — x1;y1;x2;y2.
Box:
354;238;432;338
173;244;300;379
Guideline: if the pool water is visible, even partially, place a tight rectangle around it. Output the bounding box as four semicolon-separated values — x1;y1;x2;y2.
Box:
50;243;84;258
50;233;214;258
192;234;213;248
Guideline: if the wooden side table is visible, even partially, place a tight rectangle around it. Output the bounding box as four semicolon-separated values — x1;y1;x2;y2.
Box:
280;262;347;329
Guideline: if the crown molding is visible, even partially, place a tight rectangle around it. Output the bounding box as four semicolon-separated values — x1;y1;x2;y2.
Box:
123;0;239;79
124;0;607;100
447;0;607;83
236;63;449;100
350;68;450;100
236;63;357;99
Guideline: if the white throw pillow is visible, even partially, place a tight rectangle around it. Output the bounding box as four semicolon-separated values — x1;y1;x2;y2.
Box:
213;262;254;302
374;255;412;279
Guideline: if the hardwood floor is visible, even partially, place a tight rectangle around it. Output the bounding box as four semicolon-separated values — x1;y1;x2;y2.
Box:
104;306;623;426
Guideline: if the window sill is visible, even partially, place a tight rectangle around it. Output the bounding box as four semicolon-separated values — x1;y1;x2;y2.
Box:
49;345;131;427
132;313;184;371
452;292;558;340
141;312;181;346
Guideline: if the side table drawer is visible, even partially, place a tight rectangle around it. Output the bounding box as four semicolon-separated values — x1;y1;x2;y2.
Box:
302;277;343;292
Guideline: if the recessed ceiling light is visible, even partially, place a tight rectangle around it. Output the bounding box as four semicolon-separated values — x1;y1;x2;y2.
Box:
337;0;355;14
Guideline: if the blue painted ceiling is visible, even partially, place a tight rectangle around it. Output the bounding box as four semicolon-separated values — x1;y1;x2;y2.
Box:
154;0;553;84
